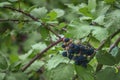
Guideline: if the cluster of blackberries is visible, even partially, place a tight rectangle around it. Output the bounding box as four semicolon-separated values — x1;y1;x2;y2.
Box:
61;38;94;67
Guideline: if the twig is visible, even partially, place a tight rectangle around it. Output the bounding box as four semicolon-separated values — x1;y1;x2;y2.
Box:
21;38;63;72
2;6;61;39
95;29;120;72
46;26;61;39
0;19;32;22
3;6;39;21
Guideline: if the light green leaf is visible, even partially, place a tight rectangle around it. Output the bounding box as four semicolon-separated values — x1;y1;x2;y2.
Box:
25;60;44;73
104;10;120;34
47;11;57;20
96;67;116;80
79;7;93;17
52;9;65;17
96;2;110;16
30;7;48;18
46;55;69;70
88;0;96;12
32;42;47;51
93;15;105;25
0;2;12;7
66;22;92;39
19;49;33;60
45;63;74;80
96;50;116;65
0;73;6;80
92;27;108;41
75;65;94;80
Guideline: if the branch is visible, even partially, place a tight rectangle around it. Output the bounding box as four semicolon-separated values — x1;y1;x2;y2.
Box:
2;6;61;39
46;26;61;39
3;6;39;21
95;29;120;72
21;38;63;72
0;19;32;22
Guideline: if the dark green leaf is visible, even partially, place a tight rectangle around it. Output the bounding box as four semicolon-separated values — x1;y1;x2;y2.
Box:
96;67;116;80
45;63;74;80
96;50;116;65
110;47;120;64
75;65;94;80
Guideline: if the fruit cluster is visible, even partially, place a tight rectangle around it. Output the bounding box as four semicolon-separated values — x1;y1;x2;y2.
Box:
61;38;94;67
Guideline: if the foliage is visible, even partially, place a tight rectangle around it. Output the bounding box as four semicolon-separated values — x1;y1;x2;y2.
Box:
0;0;120;80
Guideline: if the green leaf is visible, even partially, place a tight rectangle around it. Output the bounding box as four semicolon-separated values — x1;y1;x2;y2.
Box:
39;26;49;40
25;60;44;73
6;72;28;80
75;65;94;80
47;11;57;20
52;9;65;17
96;67;116;80
30;7;48;18
8;0;18;2
110;47;120;64
92;27;108;41
96;50;116;65
45;63;74;80
32;42;47;51
104;0;115;4
96;2;110;16
104;10;120;34
66;22;92;39
0;2;12;7
79;7;93;17
0;73;6;80
9;53;19;63
88;0;96;12
0;55;8;70
46;55;69;70
93;15;105;25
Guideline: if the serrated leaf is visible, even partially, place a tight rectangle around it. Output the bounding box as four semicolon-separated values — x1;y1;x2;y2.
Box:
96;2;110;16
66;22;92;39
53;9;65;17
0;2;12;7
30;7;47;18
75;65;94;80
104;10;120;34
45;63;74;80
96;67;116;80
46;55;69;70
92;27;108;41
32;42;47;51
88;0;96;12
96;50;116;65
93;15;105;25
